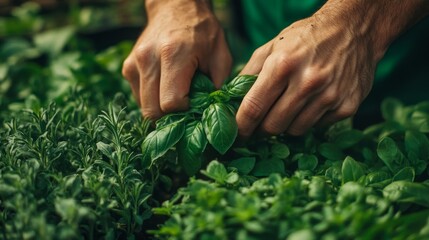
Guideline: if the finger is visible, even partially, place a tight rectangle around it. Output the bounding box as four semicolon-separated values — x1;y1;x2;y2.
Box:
209;33;232;89
317;101;358;128
122;56;141;106
159;44;197;113
139;65;163;120
240;41;272;75
236;54;292;138
286;89;340;136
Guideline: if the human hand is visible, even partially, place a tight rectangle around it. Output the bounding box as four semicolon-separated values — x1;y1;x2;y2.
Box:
122;0;232;120
236;5;382;137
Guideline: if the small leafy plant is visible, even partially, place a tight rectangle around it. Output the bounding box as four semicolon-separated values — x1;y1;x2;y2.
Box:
141;73;257;175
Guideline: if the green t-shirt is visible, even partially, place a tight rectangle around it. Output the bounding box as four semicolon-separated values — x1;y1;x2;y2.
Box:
231;0;429;124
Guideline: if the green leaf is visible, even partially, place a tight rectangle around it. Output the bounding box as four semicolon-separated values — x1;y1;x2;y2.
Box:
341;156;365;183
96;141;113;158
411;111;429;133
223;75;257;98
271;143;290;159
202;102;238;154
33;26;75;57
189;92;211;111
298;154;318;171
384;181;429;207
251;159;285;177
201;160;228;184
393;167;415;182
177;121;208;176
209;90;230;103
190;71;215;93
318;143;345;160
228;157;256;175
405;131;429;160
381;98;404;122
377;137;407;173
141;119;186;167
364;171;391;188
332;129;363;149
155;113;187;129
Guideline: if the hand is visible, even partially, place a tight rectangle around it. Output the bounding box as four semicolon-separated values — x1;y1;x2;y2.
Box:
237;0;429;138
122;0;232;120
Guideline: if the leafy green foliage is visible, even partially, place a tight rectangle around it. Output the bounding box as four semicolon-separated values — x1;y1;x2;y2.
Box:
141;72;257;175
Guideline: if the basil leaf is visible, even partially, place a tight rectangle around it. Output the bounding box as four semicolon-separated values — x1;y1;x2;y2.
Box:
177;121;208;176
271;143;290;159
392;167;415;182
377;137;408;173
332;129;363;149
384;181;429;207
228;157;256;175
223;75;257;98
156;113;187;129
202;102;238;154
201;160;228;184
341;156;365;183
318;143;345;160
298;154;318;171
190;71;215;93
251;159;285;177
405;131;429;160
189;92;211;112
141;119;186;167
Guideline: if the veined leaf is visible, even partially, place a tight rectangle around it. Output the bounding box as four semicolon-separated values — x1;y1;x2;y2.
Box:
377;137;408;173
223;75;257;98
341;156;365;184
202;102;237;154
190;71;215;93
177;121;208;176
141;119;186;167
384;181;429;207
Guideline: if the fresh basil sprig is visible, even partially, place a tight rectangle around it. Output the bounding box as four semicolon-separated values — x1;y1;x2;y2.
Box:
141;72;257;175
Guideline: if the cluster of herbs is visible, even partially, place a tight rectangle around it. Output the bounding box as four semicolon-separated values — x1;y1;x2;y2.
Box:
142;73;256;176
2;4;429;239
151;98;429;239
0;15;165;238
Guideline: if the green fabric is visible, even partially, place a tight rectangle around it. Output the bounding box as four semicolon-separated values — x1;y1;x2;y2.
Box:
236;0;429;123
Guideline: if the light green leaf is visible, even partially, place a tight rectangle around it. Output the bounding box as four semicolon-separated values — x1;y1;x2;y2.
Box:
384;181;429;207
202;102;237;154
341;156;365;184
201;160;228;184
298;154;318;171
377;137;408;173
177;121;208;176
141;119;186;167
223;75;257;98
228;157;256;175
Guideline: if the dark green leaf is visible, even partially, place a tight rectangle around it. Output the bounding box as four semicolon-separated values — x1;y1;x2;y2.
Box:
223;75;257;98
189;92;211;111
318;143;344;160
202;102;237;154
228;157;256;175
271;143;290;159
341;156;365;183
298;154;318;171
190;71;215;93
332;129;363;149
251;159;285;177
384;181;429;207
393;167;415;182
141;119;186;167
177;121;208;176
377;137;407;173
155;113;187;129
405;131;429;160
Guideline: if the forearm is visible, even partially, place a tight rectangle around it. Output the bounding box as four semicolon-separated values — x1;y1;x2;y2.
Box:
315;0;429;61
145;0;213;20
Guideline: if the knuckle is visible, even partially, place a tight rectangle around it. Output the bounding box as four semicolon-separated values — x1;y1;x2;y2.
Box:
121;57;135;80
274;54;294;69
319;89;338;107
160;94;185;113
287;126;305;136
135;45;152;64
335;105;357;120
252;47;265;58
261;120;284;136
141;109;162;121
300;70;326;94
240;96;265;122
159;42;178;60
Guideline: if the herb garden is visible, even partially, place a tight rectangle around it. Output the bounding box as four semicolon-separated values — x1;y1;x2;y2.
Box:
1;3;429;240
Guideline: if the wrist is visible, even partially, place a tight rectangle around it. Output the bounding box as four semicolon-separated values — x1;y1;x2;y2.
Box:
315;0;429;63
145;0;212;20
